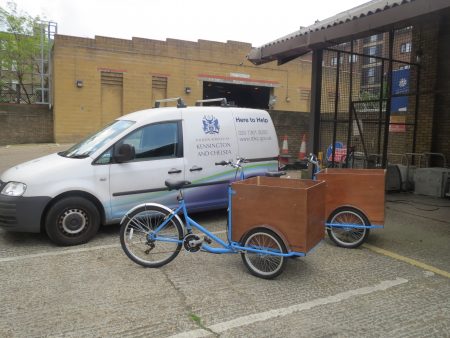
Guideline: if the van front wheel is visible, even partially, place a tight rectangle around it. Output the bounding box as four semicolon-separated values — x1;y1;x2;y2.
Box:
45;197;100;246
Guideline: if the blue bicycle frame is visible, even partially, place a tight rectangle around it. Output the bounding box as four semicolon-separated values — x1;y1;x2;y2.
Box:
148;164;305;258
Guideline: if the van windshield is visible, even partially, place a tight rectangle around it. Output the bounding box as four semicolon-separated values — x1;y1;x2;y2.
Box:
59;120;135;158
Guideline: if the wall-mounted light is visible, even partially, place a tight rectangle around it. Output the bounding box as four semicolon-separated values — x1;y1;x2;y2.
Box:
285;96;291;103
76;80;84;88
185;87;191;94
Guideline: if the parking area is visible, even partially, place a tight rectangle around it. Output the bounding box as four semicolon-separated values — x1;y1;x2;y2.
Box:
0;144;449;337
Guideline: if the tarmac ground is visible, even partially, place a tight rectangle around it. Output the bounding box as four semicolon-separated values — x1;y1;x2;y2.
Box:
0;143;449;337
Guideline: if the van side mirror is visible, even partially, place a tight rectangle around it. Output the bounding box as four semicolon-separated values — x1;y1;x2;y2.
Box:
114;143;135;163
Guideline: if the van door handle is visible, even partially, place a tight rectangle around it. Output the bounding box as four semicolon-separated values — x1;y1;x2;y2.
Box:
168;168;182;174
189;166;203;172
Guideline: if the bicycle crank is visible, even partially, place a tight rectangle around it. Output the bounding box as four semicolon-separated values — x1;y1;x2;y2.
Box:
183;234;203;252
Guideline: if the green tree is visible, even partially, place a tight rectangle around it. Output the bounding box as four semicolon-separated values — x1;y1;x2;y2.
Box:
0;1;49;103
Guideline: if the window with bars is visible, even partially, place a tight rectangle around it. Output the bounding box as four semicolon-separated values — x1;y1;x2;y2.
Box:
363;45;383;65
363;34;383;44
348;54;358;63
400;42;412;53
361;66;382;86
330;56;343;66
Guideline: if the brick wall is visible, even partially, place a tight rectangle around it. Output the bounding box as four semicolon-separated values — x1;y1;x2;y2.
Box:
53;35;312;143
433;9;450;164
411;19;439;156
410;11;450;166
0;104;53;146
269;110;310;159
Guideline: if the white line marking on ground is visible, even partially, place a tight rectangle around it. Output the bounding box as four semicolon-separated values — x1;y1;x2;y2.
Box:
0;230;227;263
0;243;120;263
170;277;408;337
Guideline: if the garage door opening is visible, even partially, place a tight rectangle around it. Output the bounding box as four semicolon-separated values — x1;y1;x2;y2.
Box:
202;81;270;109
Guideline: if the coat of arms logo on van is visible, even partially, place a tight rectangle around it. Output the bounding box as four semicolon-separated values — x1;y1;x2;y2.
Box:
202;115;220;134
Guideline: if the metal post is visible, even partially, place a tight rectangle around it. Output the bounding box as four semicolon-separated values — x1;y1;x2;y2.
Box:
346;42;354;167
309;49;323;156
40;23;45;104
412;64;421;155
377;60;385;156
332;51;341;165
382;30;395;168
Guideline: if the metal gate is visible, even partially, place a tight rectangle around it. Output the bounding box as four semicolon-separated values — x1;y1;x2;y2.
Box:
319;29;419;169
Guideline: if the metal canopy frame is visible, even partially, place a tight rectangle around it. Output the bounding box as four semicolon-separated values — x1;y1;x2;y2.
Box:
247;0;450;170
248;0;450;66
315;29;421;169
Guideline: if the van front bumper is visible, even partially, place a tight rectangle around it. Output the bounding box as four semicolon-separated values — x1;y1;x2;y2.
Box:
0;195;51;233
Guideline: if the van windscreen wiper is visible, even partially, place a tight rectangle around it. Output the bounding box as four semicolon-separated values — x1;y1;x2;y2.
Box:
69;154;90;159
58;152;89;159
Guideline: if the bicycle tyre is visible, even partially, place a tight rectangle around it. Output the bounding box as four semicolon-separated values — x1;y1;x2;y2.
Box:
240;228;287;279
120;205;184;268
326;207;370;248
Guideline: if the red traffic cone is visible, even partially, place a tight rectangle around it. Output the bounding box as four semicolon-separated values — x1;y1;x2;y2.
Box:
279;135;290;165
281;135;289;155
298;134;307;160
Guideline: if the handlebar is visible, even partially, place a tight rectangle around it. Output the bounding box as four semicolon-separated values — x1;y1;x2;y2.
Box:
307;153;319;167
215;157;248;168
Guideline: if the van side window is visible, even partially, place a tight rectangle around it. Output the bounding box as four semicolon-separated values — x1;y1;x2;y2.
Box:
122;122;180;161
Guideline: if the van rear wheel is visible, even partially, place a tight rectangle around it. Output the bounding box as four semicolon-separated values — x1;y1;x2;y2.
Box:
45;197;100;246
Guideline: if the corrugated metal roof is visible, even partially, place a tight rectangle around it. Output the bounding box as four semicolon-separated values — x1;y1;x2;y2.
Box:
248;0;450;65
261;0;413;48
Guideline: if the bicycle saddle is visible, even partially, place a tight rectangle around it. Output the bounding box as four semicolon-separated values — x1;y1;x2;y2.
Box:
165;179;192;190
266;171;286;177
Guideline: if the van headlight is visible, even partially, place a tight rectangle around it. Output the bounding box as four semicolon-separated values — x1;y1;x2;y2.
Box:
1;182;27;196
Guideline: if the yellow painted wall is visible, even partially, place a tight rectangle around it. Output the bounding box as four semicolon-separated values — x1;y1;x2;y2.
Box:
53;35;311;143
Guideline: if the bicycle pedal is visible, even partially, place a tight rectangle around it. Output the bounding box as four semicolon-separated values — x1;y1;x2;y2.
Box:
204;236;212;244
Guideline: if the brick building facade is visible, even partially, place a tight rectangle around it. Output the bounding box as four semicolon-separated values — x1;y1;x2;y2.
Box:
52;35;312;145
407;10;450;165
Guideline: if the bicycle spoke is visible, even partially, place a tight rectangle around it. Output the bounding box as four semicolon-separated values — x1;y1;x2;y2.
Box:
328;209;369;248
120;206;183;268
242;230;286;279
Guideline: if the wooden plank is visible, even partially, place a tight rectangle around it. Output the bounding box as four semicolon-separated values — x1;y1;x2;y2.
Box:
231;177;325;253
316;168;386;224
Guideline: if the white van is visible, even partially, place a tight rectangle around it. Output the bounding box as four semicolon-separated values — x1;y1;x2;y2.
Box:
0;99;280;245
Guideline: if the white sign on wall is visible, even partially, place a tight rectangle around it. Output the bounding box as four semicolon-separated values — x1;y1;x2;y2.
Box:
230;72;250;79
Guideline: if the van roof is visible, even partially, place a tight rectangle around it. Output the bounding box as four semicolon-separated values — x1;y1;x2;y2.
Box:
117;106;267;124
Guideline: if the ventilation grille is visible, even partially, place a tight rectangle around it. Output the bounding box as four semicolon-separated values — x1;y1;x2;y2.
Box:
152;76;167;89
101;72;123;86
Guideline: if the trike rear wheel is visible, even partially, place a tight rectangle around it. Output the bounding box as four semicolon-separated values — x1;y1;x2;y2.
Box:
326;207;370;248
120;205;183;268
241;228;287;279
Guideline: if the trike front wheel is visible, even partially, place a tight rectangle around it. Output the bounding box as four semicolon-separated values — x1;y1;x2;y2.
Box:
326;207;370;248
120;205;184;268
241;228;287;279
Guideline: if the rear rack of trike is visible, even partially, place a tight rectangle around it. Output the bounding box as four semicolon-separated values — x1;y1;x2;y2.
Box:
119;156;386;279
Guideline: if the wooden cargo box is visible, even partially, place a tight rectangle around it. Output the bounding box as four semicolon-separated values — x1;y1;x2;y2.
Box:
316;168;386;224
231;177;326;253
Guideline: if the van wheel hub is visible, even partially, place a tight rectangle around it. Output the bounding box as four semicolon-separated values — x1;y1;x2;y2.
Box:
59;209;88;235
